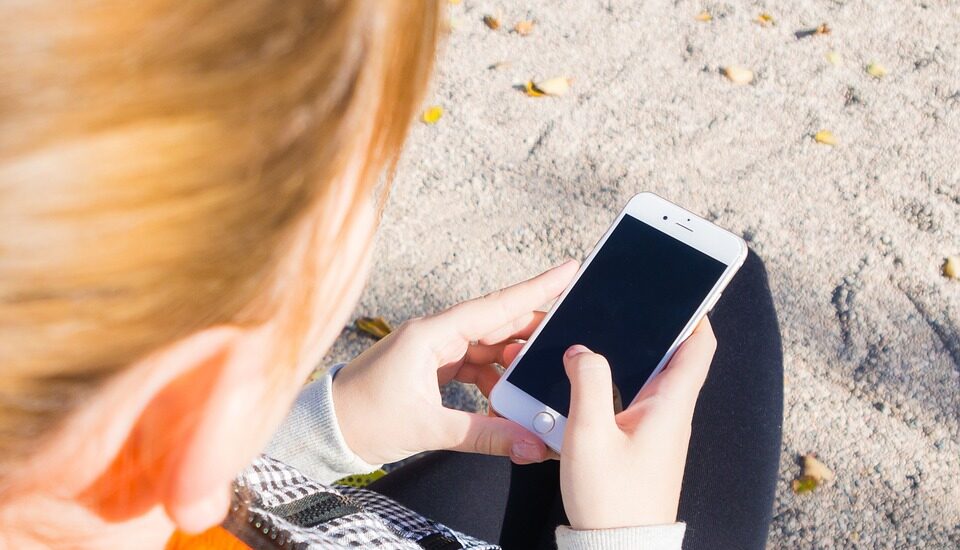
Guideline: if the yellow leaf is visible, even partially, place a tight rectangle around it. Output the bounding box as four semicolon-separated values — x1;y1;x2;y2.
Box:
722;65;754;85
483;14;500;30
826;51;842;66
802;453;835;484
533;77;571;96
756;13;775;26
943;256;959;279
514;20;535;36
814;130;838;145
792;475;819;494
866;62;888;78
695;10;712;22
356;316;393;339
524;81;544;97
421;105;443;124
815;23;831;35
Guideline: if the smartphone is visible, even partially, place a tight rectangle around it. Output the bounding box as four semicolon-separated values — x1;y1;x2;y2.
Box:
489;192;747;452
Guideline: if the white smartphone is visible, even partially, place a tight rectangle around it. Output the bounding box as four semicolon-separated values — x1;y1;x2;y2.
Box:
489;192;747;452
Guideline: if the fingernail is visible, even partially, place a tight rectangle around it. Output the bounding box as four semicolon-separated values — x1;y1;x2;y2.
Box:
565;344;591;358
512;441;543;462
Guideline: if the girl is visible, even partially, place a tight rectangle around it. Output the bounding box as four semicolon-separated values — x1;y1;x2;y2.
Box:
0;1;782;548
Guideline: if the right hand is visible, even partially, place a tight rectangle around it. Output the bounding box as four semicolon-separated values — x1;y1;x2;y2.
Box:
559;317;717;530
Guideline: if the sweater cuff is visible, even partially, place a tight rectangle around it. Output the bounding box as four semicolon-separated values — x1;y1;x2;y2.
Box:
555;523;685;550
265;363;382;485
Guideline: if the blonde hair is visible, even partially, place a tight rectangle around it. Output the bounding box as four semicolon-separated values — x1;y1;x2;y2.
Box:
0;0;440;475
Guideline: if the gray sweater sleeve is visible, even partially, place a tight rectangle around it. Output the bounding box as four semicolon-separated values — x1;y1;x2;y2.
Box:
267;364;686;549
265;364;383;485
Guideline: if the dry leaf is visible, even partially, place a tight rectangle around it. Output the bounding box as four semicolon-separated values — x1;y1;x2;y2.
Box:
514;20;535;36
943;256;959;279
826;51;842;66
802;453;835;484
523;81;544;97
695;10;712;22
756;13;775;27
792;475;819;494
483;15;501;30
866;62;888;78
722;65;754;85
534;77;571;96
421;105;443;124
814;130;838;145
795;23;831;39
356;316;393;340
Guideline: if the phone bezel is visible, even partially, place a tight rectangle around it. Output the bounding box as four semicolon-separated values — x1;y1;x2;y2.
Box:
489;192;748;452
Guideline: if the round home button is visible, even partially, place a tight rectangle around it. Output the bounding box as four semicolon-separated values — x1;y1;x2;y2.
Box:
532;411;556;434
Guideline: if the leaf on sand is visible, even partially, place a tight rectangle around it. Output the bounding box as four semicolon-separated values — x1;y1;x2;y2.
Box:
525;77;571;97
826;51;842;66
802;453;835;484
814;130;838;145
795;23;831;39
695;10;712;22
722;65;754;85
756;13;775;27
356;317;393;340
943;256;959;279
866;62;888;78
488;61;512;71
792;453;834;494
514;20;535;36
483;15;501;30
421;105;443;124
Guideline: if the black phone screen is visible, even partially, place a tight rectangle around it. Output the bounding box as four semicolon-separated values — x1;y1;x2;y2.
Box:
506;215;727;416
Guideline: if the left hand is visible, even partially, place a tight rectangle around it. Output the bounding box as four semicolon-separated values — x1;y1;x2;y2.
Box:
331;261;579;466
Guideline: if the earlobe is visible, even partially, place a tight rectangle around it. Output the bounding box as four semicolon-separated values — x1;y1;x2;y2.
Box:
77;326;252;533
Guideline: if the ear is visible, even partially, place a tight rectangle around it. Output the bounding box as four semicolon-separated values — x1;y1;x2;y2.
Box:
79;322;292;534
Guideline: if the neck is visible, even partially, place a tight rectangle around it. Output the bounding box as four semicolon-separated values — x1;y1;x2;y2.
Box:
0;492;174;549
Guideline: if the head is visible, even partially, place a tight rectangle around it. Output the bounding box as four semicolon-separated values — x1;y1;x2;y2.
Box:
0;0;440;542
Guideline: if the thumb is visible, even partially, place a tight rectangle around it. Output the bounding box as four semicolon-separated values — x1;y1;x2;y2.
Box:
564;345;616;431
438;409;549;464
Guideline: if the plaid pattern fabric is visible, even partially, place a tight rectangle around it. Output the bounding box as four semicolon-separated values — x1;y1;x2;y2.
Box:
229;455;499;550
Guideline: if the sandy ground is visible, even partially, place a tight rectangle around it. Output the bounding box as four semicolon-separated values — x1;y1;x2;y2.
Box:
321;1;960;547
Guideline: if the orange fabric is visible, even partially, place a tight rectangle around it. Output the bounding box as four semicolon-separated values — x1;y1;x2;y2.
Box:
166;527;250;550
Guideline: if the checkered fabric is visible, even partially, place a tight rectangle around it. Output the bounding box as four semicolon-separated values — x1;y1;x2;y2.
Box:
229;455;498;549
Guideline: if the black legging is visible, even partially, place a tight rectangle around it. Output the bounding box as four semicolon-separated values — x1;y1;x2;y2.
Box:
369;250;783;550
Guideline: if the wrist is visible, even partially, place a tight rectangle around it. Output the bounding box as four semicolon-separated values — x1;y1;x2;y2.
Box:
329;365;378;465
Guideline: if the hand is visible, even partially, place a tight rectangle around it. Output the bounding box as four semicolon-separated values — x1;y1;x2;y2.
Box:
332;261;579;466
559;317;717;530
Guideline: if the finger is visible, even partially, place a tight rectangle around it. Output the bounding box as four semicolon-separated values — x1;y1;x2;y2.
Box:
564;345;616;432
438;409;550;464
453;363;503;397
461;341;511;366
426;261;578;363
478;310;546;346
500;342;525;368
632;316;717;409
